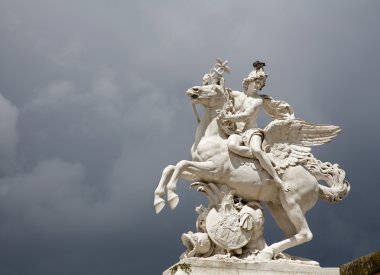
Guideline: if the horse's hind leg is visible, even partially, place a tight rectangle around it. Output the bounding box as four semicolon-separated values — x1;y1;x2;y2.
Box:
258;192;313;260
266;202;297;239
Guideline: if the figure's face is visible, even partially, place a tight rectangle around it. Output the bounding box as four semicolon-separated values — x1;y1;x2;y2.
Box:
246;78;265;95
187;84;224;108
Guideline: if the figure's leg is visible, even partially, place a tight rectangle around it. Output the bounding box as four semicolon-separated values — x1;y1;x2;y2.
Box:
258;192;313;260
227;134;252;158
166;160;215;209
250;135;290;192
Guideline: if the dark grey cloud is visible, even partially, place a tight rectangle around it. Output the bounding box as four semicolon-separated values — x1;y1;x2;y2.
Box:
0;0;379;274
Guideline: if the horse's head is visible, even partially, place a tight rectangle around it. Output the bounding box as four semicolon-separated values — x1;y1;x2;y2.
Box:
186;84;226;109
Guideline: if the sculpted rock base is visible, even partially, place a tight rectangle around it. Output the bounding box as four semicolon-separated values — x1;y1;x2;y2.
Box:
164;258;339;275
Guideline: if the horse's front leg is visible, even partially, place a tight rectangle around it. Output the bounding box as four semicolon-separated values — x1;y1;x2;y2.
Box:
154;165;175;214
154;164;199;214
167;160;215;210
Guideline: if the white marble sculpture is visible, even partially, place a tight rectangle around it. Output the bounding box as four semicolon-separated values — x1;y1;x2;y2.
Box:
154;59;350;264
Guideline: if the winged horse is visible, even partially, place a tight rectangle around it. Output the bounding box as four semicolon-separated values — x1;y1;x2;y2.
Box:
154;82;350;260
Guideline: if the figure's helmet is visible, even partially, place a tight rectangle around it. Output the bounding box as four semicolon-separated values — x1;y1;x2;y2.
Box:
243;60;267;92
253;60;266;69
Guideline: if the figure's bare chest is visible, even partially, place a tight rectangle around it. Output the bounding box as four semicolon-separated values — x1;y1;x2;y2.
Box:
233;93;262;112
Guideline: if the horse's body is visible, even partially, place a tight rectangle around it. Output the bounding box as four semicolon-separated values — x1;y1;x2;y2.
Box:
154;83;348;259
190;104;284;203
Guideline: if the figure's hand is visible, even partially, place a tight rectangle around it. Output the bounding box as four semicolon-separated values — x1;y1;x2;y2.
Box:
239;213;254;231
216;109;226;119
224;114;232;120
216;109;232;120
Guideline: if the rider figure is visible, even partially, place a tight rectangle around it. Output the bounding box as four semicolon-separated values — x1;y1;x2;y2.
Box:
222;61;290;192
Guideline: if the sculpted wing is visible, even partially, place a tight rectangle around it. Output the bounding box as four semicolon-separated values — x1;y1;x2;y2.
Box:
263;119;341;174
264;119;341;147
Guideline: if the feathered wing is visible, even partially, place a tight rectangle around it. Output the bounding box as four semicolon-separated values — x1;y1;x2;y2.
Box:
263;119;341;174
264;119;341;146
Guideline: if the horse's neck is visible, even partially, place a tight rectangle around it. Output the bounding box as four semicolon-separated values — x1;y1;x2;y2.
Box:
194;107;221;144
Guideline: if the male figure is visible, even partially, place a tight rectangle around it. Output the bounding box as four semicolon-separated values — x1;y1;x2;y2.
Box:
221;61;290;192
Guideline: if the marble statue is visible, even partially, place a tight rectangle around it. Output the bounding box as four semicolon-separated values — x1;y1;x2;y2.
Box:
154;59;350;266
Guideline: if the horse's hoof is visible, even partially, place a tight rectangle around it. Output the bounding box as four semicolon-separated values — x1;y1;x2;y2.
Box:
168;194;179;210
154;197;165;214
256;248;274;261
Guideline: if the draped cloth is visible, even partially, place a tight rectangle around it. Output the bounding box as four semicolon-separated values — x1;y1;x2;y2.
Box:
260;94;295;120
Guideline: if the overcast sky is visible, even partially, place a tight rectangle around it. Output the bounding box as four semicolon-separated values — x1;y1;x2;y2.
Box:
0;0;379;274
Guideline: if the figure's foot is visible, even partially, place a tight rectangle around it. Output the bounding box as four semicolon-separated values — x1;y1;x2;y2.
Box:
256;247;274;261
275;178;291;192
282;183;291;192
234;248;242;255
154;196;165;214
167;192;179;210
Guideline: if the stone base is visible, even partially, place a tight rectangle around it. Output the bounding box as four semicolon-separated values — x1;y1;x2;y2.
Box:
163;258;339;275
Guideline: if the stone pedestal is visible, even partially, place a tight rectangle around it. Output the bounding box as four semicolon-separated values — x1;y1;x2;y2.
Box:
163;258;339;275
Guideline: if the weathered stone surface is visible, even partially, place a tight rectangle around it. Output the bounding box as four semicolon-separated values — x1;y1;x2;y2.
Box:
340;251;380;275
164;258;339;275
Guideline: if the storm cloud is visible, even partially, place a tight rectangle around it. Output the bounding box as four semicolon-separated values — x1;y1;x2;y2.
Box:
0;0;379;274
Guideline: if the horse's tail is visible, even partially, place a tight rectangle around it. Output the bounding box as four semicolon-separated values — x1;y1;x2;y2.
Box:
302;156;350;203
